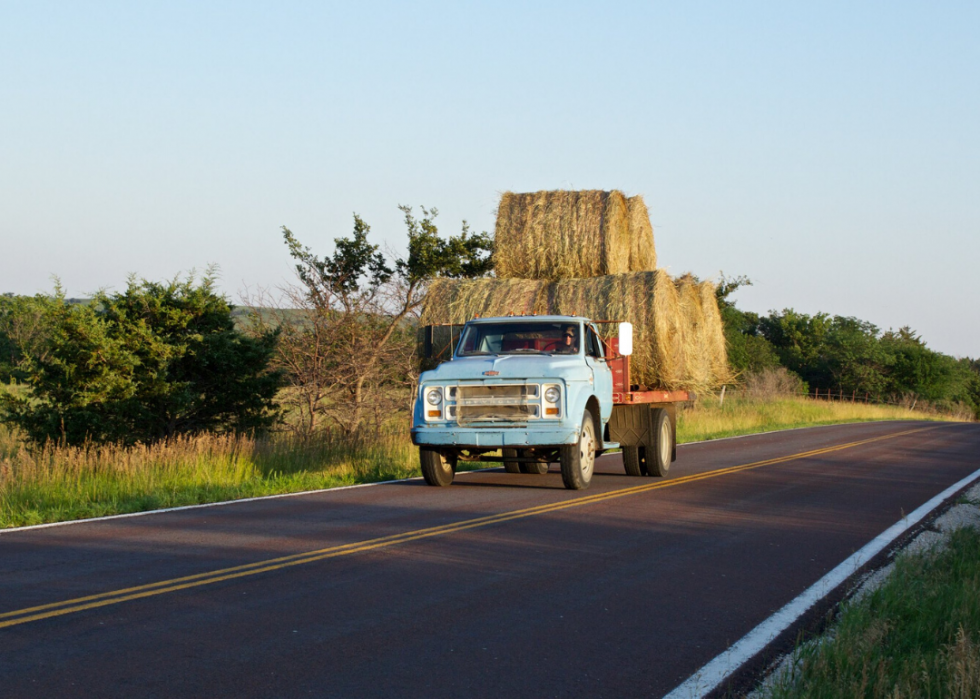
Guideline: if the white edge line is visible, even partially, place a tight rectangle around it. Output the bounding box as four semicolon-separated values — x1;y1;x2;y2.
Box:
662;464;980;699
0;469;504;535
0;420;952;536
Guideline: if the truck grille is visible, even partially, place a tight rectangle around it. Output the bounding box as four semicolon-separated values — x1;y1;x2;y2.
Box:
456;384;539;424
457;404;536;423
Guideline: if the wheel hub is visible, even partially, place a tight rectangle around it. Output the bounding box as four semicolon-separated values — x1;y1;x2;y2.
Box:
580;424;595;480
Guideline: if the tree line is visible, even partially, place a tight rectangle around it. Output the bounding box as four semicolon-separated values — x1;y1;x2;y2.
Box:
718;276;980;416
2;218;977;448
1;207;491;446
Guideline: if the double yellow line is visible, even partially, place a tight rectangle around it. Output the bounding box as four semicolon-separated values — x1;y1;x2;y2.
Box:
0;426;931;630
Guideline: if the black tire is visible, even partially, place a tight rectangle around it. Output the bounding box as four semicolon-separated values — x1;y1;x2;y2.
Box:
521;457;549;475
502;448;522;474
622;445;646;477
560;411;597;490
644;409;672;478
420;448;457;487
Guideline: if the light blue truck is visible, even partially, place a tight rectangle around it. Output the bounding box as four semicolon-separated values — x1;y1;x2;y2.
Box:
411;315;690;490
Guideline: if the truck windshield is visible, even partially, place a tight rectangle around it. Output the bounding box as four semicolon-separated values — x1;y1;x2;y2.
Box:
456;321;581;357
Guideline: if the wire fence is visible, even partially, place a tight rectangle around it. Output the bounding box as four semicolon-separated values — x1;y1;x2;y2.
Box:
807;388;917;410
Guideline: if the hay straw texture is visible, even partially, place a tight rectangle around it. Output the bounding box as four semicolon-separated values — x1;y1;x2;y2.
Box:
699;280;730;385
421;278;549;325
548;270;686;389
675;274;732;390
420;271;728;392
626;195;657;272
493;190;656;279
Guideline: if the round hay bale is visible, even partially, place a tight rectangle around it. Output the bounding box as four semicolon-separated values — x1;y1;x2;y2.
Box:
493;190;634;279
698;280;731;386
420;278;549;326
675;274;712;393
674;275;733;393
420;271;698;390
626;195;657;272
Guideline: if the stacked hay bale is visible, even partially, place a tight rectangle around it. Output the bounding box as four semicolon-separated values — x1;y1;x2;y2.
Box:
420;190;729;392
493;190;656;279
674;274;733;390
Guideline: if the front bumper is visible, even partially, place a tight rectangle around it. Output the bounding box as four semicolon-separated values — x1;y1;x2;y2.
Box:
411;424;580;448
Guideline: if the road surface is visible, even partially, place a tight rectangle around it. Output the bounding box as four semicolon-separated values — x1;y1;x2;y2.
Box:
1;421;978;698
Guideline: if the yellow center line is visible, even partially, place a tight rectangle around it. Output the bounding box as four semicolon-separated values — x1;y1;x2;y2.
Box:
0;426;933;630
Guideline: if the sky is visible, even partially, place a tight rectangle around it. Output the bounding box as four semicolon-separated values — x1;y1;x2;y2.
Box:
2;1;978;357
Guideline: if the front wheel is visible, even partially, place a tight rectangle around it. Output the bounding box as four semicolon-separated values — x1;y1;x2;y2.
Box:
560;411;597;490
420;448;457;487
502;448;522;474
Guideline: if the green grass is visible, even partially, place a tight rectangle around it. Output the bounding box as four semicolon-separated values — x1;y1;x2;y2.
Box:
0;394;967;528
764;524;980;698
676;394;954;444
0;427;430;528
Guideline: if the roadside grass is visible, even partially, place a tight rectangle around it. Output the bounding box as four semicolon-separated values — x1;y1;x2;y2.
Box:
0;426;427;528
0;393;968;528
764;525;980;698
677;394;955;444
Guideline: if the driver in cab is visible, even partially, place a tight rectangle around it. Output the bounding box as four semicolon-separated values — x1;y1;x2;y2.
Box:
556;325;579;354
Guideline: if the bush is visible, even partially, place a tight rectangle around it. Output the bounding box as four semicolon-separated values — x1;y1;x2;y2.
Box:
742;367;806;399
0;274;283;445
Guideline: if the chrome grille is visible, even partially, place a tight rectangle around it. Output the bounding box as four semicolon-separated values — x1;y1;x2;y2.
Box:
456;384;539;424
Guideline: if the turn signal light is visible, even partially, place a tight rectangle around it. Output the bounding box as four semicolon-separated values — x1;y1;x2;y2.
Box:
427;410;441;418
545;408;559;416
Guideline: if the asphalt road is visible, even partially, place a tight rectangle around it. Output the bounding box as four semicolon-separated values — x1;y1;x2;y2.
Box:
1;421;978;698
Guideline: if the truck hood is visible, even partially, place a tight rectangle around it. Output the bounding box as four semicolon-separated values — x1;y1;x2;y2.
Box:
421;355;591;382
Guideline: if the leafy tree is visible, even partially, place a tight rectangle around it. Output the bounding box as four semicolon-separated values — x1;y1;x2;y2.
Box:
251;206;492;437
713;276;781;376
958;358;980;418
823;316;889;396
759;309;833;387
0;292;60;383
880;327;959;401
1;274;282;445
714;274;752;311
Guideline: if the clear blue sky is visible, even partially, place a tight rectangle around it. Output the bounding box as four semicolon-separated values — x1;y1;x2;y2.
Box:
2;1;978;356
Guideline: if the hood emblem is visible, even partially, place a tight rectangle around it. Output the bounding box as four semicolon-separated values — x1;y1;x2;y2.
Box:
483;370;499;376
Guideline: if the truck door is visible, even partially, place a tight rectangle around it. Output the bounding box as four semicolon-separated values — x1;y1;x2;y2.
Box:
585;324;613;423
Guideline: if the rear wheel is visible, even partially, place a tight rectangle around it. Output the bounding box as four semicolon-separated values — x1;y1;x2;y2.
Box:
521;457;549;475
560;412;597;490
622;446;646;477
644;409;672;478
502;448;522;474
420;448;457;487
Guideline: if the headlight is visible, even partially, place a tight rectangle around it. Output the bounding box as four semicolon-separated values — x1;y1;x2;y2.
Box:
426;388;443;406
544;386;561;403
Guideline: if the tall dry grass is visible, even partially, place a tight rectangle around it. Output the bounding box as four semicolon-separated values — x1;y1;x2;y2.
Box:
0;424;418;528
677;391;963;444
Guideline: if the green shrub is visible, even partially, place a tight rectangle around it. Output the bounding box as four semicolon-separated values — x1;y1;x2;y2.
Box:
1;274;282;445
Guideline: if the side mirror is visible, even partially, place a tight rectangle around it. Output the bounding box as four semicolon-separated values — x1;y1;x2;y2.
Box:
618;322;633;356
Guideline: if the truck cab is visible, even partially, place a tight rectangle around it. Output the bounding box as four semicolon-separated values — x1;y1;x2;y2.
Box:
412;315;684;490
